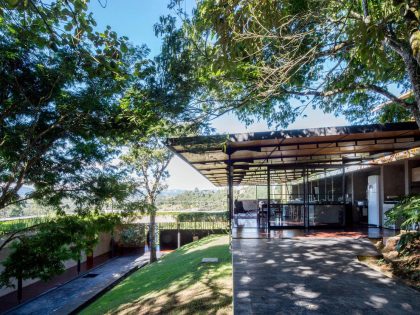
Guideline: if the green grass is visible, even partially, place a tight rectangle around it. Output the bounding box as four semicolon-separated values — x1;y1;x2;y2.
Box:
79;235;232;315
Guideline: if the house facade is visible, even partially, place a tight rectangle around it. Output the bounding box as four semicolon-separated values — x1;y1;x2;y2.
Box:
168;122;420;231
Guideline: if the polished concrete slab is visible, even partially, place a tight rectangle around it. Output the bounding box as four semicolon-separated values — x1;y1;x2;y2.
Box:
233;238;420;314
232;213;399;240
232;226;398;239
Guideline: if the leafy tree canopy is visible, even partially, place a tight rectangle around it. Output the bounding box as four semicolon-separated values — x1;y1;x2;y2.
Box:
121;139;173;262
122;140;173;205
161;0;420;128
0;0;200;214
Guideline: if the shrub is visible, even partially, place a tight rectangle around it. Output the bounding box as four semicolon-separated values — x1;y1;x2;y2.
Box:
176;211;228;222
0;214;121;289
118;224;146;247
385;195;420;231
396;232;420;255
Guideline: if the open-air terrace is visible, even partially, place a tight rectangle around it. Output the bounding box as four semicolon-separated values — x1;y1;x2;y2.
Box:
167;121;420;314
2;1;420;314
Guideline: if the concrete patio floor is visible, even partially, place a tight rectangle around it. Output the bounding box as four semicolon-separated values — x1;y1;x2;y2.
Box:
233;238;420;314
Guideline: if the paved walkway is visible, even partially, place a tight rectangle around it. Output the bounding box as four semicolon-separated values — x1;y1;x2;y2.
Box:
6;253;151;315
0;253;112;313
233;238;420;314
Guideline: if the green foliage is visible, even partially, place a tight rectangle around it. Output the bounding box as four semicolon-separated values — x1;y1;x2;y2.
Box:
156;186;262;211
0;0;143;212
118;224;146;247
121;139;173;263
157;189;228;211
378;103;413;123
0;216;51;236
176;211;228;222
385;195;420;230
396;232;420;255
158;221;229;231
121;140;173;206
0;213;121;288
8;207;23;217
160;0;420;127
0;0;199;215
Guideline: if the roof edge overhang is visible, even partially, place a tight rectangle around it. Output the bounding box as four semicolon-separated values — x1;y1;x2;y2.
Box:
168;122;419;147
167;121;420;187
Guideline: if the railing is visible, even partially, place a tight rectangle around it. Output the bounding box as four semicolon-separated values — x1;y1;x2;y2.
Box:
158;221;228;230
0;211;230;236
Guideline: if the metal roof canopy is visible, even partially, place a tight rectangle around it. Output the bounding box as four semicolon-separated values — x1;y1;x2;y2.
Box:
167;122;420;187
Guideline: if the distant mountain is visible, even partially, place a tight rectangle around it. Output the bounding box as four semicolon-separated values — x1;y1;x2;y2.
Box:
159;189;187;197
16;187;219;200
156;188;228;212
159;188;224;197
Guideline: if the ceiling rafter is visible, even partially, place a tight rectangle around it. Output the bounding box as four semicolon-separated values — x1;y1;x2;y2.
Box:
167;122;420;187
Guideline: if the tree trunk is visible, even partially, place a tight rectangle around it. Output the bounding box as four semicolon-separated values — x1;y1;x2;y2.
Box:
110;231;115;258
149;208;157;263
397;47;420;128
86;249;94;270
77;257;81;274
411;103;420;127
17;273;22;304
406;68;420;127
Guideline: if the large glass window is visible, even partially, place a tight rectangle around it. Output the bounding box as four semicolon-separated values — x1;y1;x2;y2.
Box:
267;167;346;228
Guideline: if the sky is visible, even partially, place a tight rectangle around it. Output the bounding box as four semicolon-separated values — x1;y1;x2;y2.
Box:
89;0;349;190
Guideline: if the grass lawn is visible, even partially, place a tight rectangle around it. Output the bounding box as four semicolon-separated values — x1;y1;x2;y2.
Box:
79;234;232;315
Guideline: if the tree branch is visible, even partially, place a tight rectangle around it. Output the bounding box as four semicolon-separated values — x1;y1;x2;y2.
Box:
279;84;411;108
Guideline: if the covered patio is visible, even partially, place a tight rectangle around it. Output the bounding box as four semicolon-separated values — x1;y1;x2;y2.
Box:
168;122;420;314
168;122;420;237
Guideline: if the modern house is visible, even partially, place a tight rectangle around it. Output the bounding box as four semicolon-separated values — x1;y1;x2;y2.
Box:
168;121;420;233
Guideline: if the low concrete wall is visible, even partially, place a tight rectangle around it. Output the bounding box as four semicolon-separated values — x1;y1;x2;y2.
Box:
0;232;112;298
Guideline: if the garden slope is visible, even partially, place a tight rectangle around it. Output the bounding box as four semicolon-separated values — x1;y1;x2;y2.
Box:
79;234;232;315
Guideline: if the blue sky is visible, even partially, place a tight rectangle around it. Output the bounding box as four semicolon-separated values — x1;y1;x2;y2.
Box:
89;0;348;190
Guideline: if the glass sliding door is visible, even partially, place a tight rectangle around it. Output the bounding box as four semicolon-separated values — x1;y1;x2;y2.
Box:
267;166;347;229
307;173;346;227
269;203;305;227
268;167;306;228
308;204;345;227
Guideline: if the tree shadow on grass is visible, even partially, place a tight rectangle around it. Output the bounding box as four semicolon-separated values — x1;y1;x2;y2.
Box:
105;236;232;314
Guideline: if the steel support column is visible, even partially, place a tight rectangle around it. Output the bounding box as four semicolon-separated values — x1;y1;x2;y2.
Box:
342;166;346;226
404;160;410;195
267;166;271;230
304;167;309;228
228;155;233;232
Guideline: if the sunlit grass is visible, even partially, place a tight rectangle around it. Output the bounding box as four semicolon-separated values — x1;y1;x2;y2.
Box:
79;234;232;315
